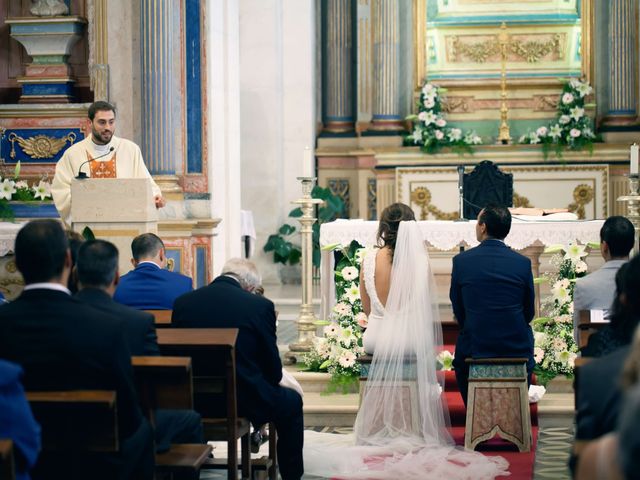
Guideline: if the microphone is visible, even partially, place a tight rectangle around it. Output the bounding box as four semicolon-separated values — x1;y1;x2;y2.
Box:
75;146;114;179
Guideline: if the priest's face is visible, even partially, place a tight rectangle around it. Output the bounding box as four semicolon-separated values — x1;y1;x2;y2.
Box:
90;109;116;145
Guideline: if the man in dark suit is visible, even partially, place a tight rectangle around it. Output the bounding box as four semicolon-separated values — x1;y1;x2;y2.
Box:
0;220;154;480
114;233;192;310
449;204;535;405
172;258;303;480
75;239;203;454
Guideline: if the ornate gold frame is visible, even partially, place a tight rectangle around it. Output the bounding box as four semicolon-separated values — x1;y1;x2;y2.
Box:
412;0;594;90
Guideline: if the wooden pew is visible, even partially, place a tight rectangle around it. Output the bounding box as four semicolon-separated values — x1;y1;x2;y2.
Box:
145;309;173;327
131;356;212;476
577;309;609;349
0;439;15;480
157;328;276;480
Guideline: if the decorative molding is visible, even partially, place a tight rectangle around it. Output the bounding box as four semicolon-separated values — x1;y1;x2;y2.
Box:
512;192;533;208
413;0;427;89
448;33;563;64
88;0;109;100
567;184;594;220
8;132;76;160
533;94;559;112
367;177;377;220
410;186;458;220
328;178;350;218
441;96;471;113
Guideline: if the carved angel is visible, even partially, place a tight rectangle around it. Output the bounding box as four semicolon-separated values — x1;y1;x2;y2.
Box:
16;135;69;159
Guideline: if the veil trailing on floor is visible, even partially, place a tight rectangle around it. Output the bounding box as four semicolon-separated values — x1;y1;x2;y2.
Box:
304;221;508;479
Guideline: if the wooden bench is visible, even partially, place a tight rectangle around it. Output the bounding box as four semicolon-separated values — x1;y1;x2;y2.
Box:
144;309;173;327
158;328;275;480
464;358;532;452
132;356;212;476
0;439;15;480
577;309;610;349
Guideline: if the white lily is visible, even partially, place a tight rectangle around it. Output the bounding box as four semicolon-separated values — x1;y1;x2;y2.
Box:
564;243;588;261
344;282;361;304
0;179;16;201
32;180;52;200
569;106;585;121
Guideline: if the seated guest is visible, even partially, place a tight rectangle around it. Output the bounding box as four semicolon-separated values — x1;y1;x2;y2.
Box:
65;229;85;294
172;258;304;480
75;239;203;453
114;233;192;310
0;220;154;480
573;216;634;342
582;263;639;357
0;359;41;480
571;254;640;476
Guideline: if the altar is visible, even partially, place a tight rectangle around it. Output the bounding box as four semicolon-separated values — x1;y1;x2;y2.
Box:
319;218;605;319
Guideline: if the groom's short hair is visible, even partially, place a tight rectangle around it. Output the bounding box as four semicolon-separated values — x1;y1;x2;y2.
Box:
478;204;511;240
600;216;634;258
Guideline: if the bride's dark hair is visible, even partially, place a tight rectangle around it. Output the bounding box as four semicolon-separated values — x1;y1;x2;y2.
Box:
376;202;416;259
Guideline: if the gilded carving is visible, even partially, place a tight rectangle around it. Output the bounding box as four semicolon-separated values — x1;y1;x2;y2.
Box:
410;186;459;220
8;132;76;160
448;33;564;64
513;192;533;208
568;184;594;220
534;95;560;112
328;178;350;218
5;261;17;274
367;178;377;220
509;34;561;63
441;97;471;113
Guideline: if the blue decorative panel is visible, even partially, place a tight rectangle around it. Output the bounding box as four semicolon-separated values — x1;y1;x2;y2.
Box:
185;0;203;174
22;83;74;96
195;245;207;288
1;128;83;164
8;202;59;219
165;248;182;273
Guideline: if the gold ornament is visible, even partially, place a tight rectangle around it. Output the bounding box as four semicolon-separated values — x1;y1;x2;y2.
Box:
8;132;76;160
568;184;594;219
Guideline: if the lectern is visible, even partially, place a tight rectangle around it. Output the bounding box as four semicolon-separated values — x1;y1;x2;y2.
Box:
71;178;158;274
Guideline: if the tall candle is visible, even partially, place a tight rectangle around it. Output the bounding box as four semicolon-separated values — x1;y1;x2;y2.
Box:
303;147;314;177
631;143;639;176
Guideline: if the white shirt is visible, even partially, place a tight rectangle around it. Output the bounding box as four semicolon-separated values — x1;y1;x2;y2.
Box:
23;282;71;295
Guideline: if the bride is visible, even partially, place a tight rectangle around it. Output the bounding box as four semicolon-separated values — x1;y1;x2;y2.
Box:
303;203;509;479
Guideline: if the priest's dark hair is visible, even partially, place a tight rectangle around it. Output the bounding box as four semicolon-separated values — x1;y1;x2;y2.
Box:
88;100;116;121
377;202;416;259
15;219;69;284
478;204;512;240
600;216;635;258
76;240;119;288
131;233;165;261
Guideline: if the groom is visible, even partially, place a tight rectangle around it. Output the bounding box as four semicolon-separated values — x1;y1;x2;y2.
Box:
449;204;535;405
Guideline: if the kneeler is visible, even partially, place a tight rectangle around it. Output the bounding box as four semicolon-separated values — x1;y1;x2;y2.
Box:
464;358;532;452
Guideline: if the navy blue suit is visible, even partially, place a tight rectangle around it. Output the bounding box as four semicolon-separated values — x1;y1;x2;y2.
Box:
449;239;535;404
114;262;193;310
172;276;303;480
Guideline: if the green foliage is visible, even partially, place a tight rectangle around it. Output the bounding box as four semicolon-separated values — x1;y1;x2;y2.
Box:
81;226;95;241
263;186;345;268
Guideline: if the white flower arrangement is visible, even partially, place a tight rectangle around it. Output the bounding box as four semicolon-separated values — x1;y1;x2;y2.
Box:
0;161;53;220
405;81;482;154
532;241;598;384
519;78;598;159
303;241;368;391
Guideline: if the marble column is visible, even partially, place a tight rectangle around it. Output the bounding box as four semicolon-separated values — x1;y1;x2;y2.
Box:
323;0;355;134
367;0;403;133
140;0;181;193
603;0;637;126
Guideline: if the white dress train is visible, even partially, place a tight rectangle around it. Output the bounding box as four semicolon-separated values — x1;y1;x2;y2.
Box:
303;221;509;479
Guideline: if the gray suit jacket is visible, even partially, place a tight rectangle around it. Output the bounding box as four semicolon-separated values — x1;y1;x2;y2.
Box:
573;259;627;342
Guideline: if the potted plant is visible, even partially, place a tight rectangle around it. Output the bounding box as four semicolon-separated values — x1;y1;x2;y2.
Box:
263;186;345;283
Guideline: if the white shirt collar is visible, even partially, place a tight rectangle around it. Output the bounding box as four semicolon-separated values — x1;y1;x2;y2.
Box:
23;283;71;295
137;261;161;269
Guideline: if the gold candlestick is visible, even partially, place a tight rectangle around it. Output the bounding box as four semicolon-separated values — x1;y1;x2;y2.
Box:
497;22;511;145
285;177;324;364
617;174;640;257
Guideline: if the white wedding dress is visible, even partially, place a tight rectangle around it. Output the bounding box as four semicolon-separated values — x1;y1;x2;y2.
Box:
303;221;509;479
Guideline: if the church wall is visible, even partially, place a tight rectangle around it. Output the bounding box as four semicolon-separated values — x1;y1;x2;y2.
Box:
239;0;316;283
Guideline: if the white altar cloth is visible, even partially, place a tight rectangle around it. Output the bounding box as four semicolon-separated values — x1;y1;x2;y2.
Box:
0;222;25;256
319;218;605;319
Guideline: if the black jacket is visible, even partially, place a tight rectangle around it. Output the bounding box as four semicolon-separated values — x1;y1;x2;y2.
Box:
76;287;160;356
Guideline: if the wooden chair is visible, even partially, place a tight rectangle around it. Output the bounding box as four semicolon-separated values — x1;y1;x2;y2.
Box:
464;358;532;452
577;310;609;349
157;328;255;480
132;356;212;477
145;309;173;327
0;439;16;480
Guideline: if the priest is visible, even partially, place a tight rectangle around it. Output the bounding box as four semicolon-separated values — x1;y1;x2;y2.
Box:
51;101;165;224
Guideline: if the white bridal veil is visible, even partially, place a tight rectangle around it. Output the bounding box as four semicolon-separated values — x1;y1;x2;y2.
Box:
303;221;509;479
